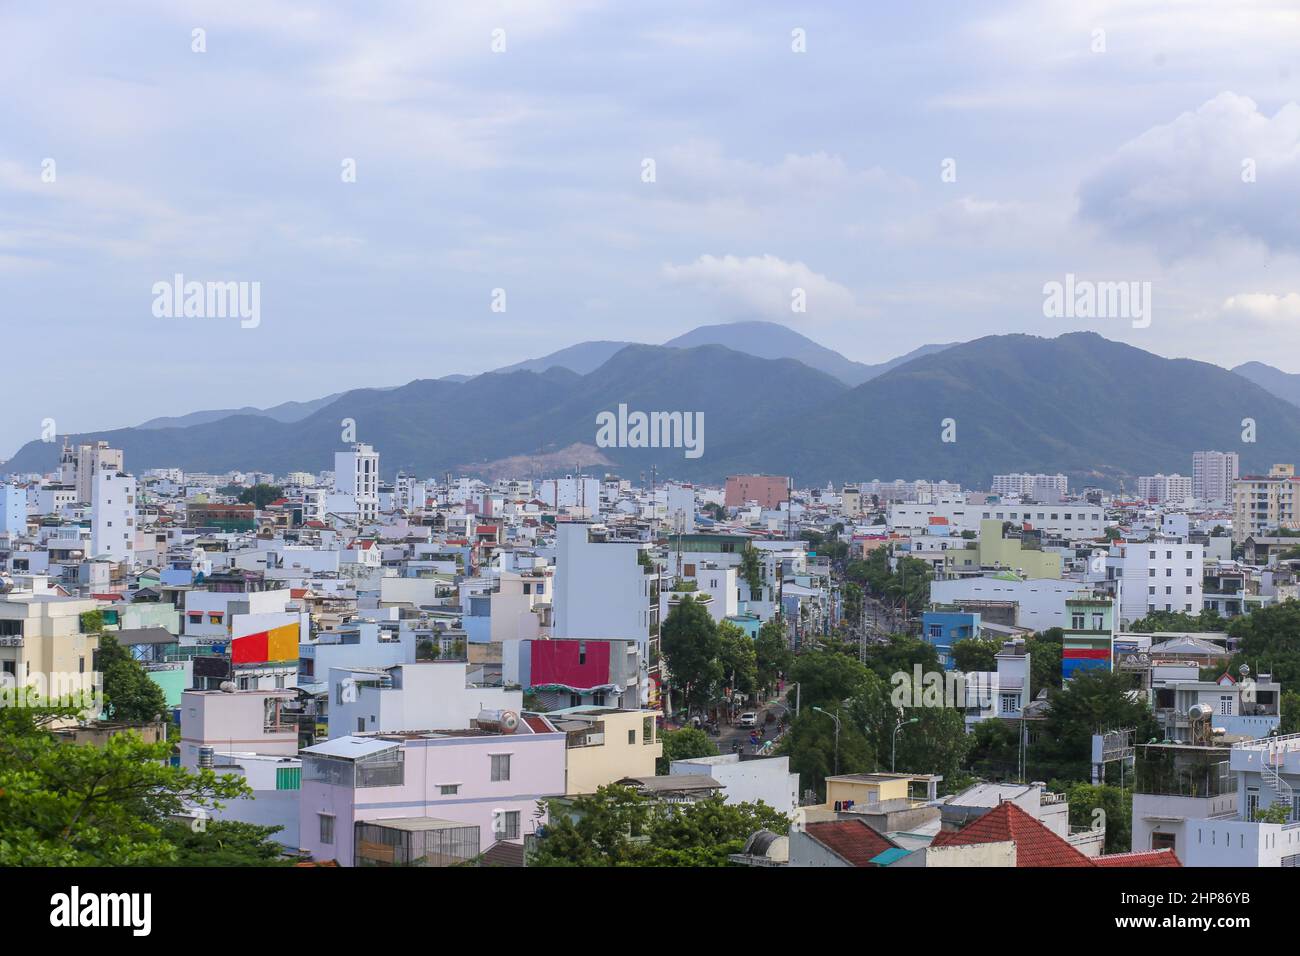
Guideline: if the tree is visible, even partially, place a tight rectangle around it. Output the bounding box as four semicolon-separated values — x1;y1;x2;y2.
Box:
787;642;876;708
237;484;284;509
754;617;791;694
717;621;757;703
164;820;292;866
950;638;1000;673
95;632;169;723
739;544;764;597
660;596;723;711
1039;670;1160;783
531;786;788;867
1227;599;1300;688
657;727;719;774
777;710;876;798
0;705;254;865
1129;609;1225;634
702;502;726;522
1254;802;1292;824
1281;689;1300;735
887;705;972;782
1025;630;1063;699
1060;782;1131;853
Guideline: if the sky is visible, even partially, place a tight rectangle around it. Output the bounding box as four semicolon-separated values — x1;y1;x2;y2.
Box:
4;0;1300;456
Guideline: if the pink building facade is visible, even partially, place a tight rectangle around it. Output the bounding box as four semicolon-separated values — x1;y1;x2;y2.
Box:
299;723;566;865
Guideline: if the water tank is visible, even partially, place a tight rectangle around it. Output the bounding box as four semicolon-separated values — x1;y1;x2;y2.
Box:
1188;703;1213;722
477;709;519;734
198;746;214;769
219;680;237;694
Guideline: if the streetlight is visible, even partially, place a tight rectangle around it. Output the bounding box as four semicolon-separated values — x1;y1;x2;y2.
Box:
812;706;841;776
892;716;919;773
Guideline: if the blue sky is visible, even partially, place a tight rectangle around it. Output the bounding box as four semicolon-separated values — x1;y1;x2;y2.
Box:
4;1;1300;456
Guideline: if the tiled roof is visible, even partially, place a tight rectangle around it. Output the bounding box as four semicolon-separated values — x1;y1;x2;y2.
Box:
523;715;554;734
930;801;1092;867
933;801;1184;868
804;820;900;867
1094;849;1182;868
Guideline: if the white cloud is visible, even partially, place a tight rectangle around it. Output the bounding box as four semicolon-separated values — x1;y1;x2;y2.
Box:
662;253;864;323
1222;292;1300;324
1078;93;1300;257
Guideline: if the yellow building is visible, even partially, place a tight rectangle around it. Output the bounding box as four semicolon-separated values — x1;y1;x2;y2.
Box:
0;583;104;715
824;772;942;810
548;707;663;795
1233;464;1299;543
943;519;1061;579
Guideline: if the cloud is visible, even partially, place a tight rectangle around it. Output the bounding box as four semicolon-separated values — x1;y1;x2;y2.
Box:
1078;93;1300;257
662;253;863;323
1222;292;1300;325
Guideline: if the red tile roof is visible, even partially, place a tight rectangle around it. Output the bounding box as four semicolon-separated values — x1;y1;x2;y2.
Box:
804;820;900;867
523;715;555;734
1094;849;1182;868
931;801;1092;867
933;801;1183;868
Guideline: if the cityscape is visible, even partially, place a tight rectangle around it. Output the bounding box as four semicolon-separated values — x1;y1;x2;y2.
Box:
3;0;1296;934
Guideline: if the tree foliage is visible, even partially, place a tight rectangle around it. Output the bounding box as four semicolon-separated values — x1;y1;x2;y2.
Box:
237;484;284;509
656;727;719;775
96;632;169;723
660;596;723;711
531;786;788;866
754;616;791;693
0;705;261;865
950;637;1000;673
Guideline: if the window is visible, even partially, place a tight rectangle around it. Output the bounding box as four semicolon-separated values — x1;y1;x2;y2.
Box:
1071;613;1085;629
1000;694;1018;714
929;624;942;638
439;784;460;796
276;766;301;790
628;729;637;745
1219;695;1233;716
491;754;511;782
1092;613;1103;630
319;814;335;845
502;810;520;840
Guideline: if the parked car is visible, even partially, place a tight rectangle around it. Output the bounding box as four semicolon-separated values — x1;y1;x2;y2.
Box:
739;712;758;728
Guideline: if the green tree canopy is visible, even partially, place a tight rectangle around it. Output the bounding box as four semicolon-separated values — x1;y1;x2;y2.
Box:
96;632;169;723
237;484;284;509
0;705;258;865
657;727;719;774
660;596;723;711
950;637;1000;673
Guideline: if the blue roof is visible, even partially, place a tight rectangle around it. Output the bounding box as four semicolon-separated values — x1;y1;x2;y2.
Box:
867;847;910;866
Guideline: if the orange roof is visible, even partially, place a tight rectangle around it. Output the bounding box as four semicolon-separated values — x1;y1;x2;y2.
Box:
930;801;1092;867
1094;849;1182;868
804;820;900;867
934;801;1183;867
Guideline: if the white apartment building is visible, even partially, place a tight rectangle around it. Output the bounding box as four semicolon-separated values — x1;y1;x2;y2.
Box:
1193;451;1239;504
1135;473;1193;504
0;484;25;536
90;469;136;565
328;661;522;737
1232;464;1299;543
890;498;1104;538
1106;541;1204;626
334;443;380;522
74;441;123;503
540;476;601;511
991;473;1068;499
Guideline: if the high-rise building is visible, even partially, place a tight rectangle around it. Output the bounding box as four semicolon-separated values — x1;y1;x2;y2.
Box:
334;444;379;522
1192;451;1239;503
74;441;123;504
90;468;136;564
1232;464;1299;543
1135;473;1193;504
991;473;1068;499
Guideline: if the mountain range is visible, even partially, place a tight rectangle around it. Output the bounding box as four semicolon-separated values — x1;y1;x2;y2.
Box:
5;325;1300;490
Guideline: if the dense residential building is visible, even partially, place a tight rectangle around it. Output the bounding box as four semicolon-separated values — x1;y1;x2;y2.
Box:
1233;464;1300;542
724;474;789;509
1192;450;1239;504
990;473;1068;499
